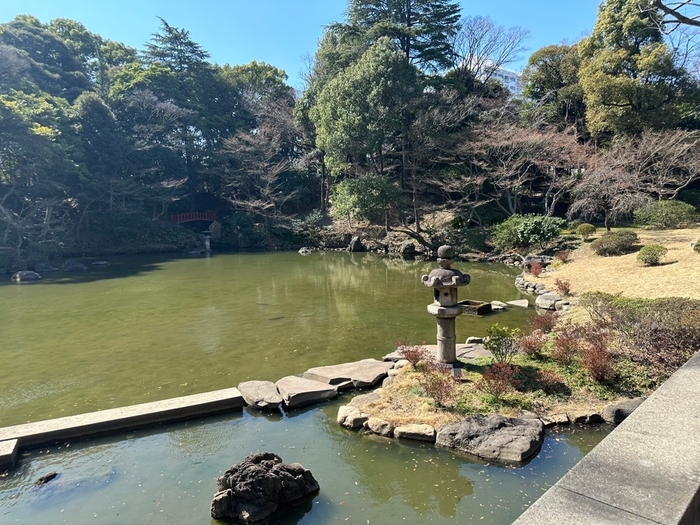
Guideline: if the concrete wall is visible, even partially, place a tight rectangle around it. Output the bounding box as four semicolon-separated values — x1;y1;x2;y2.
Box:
513;351;700;525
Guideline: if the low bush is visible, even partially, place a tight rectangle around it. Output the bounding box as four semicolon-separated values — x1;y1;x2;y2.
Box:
581;292;700;382
491;214;565;252
478;362;521;398
528;311;559;333
633;200;698;229
575;223;596;240
590;230;638;256
554;278;571;296
397;343;429;367
516;215;566;249
416;359;457;408
484;324;520;364
529;260;543;277
551;328;580;366
637;244;668;266
694;239;700;253
555;250;570;263
516;329;548;357
580;346;612;382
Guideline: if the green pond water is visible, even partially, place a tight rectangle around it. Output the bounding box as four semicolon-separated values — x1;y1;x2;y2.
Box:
0;397;610;525
0;251;530;427
0;251;612;524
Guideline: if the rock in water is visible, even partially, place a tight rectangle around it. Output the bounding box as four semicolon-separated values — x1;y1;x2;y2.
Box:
11;270;41;282
436;414;544;463
211;452;319;522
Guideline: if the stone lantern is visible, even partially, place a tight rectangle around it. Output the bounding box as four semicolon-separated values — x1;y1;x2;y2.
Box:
421;245;471;364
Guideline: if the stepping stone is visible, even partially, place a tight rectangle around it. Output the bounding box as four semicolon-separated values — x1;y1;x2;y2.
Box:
276;376;337;409
457;344;492;360
237;380;283;411
506;299;530;308
394;424;436;442
303;359;394;390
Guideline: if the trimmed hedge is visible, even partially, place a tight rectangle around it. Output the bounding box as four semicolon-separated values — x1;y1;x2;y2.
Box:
590;230;638;256
637;244;668;266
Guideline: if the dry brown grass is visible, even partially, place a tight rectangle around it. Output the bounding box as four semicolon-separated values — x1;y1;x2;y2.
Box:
534;227;700;300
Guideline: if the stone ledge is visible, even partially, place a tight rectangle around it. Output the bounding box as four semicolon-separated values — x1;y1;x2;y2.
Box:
0;439;18;471
0;388;244;461
514;350;700;525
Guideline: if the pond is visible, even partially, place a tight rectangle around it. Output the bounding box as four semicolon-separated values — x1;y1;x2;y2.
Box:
0;251;611;524
0;396;610;525
0;251;531;427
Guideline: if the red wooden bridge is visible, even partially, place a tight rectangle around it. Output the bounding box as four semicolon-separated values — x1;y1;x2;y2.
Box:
170;211;217;224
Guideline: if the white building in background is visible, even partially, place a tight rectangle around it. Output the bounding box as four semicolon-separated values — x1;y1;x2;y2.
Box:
489;66;523;98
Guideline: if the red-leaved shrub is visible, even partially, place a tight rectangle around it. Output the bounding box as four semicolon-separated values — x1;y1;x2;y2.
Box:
516;329;548;357
555;250;570;263
397;343;429;367
554;278;571;296
477;362;521;398
530;260;543;277
417;359;457;408
580;346;612;382
551;329;580;366
528;311;559;333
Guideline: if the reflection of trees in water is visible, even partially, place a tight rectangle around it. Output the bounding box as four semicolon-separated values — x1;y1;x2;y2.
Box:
326;426;473;519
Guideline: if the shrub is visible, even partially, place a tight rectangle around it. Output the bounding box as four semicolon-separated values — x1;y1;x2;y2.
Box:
590;230;638;256
397;343;429;367
529;260;543;277
551;328;580;366
576;223;596;240
516;215;566;249
633;200;698;229
554;278;571;296
568;219;583;231
555;250;570;263
637;244;668;266
491;215;528;252
478;363;521;398
693;239;700;253
416;359;457;408
528;311;559;333
534;369;570;395
484;324;521;364
580;346;612;382
516;329;548;357
581;292;700;381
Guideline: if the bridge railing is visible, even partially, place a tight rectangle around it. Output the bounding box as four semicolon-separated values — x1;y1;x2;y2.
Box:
170;212;217;224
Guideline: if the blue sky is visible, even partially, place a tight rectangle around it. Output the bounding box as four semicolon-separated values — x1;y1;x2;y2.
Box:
0;0;602;89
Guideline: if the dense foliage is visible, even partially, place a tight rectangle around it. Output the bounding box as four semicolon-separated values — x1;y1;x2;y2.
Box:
2;0;700;268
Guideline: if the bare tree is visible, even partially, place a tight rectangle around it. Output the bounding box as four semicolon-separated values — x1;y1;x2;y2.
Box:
643;0;700;29
615;129;700;200
450;16;529;84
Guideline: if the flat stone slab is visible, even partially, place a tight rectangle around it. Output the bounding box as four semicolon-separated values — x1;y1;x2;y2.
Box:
436;414;544;463
276;376;337;409
0;439;18;471
394;424;436;442
349;392;381;408
384;344;492;362
303;359;393;390
506;299;530;308
237;380;283;411
0;388;244;450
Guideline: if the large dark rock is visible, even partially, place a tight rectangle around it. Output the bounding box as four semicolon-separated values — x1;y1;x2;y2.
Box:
11;270;41;282
64;259;88;272
602;397;645;425
211;452;319;522
436;414;544;463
